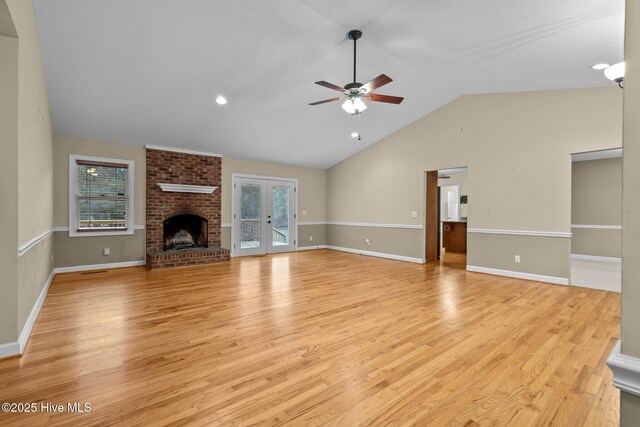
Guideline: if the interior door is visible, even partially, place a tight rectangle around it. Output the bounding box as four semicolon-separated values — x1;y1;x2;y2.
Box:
267;180;296;253
232;177;296;256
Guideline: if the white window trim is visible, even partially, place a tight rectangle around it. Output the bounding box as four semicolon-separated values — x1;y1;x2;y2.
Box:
68;154;135;237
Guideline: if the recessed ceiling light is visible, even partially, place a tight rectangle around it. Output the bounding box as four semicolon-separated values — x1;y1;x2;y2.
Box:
216;96;227;105
350;132;359;138
592;63;610;70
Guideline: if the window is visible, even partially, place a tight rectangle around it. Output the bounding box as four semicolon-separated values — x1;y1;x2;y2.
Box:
69;155;134;237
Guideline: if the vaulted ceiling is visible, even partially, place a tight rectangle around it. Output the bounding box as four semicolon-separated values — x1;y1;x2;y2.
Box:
33;0;624;169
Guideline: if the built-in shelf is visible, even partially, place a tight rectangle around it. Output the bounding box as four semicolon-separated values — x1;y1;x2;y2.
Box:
157;183;218;194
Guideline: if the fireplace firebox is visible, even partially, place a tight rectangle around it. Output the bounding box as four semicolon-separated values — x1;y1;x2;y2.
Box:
163;214;207;251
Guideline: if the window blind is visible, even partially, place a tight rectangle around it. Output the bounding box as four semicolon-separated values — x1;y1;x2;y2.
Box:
75;160;129;231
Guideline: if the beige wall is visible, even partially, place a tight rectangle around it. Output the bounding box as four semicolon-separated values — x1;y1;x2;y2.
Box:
221;156;326;224
53;136;147;228
11;0;53;248
572;158;622;225
52;136;147;267
571;158;622;257
52;137;327;265
0;0;54;345
327;225;422;259
327;88;622;277
17;237;53;330
0;29;19;344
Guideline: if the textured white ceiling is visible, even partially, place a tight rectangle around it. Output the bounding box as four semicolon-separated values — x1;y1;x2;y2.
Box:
33;0;624;169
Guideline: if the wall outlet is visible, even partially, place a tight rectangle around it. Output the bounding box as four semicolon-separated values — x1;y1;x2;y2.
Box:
103;248;110;256
411;210;418;218
514;255;521;263
302;210;307;216
51;252;54;262
36;274;40;285
365;238;371;246
309;236;313;241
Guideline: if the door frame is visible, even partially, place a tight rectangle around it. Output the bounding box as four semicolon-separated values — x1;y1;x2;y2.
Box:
231;173;298;257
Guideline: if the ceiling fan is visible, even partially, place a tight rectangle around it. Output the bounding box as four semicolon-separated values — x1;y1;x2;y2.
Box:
309;30;404;115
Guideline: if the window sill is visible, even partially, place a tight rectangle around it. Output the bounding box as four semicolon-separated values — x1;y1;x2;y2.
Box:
68;228;136;238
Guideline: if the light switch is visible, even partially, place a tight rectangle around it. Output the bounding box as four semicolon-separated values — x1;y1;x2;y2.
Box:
411;211;418;218
302;210;307;216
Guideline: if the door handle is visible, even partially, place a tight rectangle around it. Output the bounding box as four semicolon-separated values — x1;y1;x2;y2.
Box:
267;220;271;224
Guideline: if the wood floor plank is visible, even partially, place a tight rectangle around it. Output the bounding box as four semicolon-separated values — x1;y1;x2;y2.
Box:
0;250;620;426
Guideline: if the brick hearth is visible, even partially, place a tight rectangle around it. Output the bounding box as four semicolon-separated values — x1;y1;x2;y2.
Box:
146;148;229;269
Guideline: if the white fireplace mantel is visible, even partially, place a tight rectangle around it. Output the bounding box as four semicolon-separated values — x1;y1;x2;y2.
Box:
157;183;218;194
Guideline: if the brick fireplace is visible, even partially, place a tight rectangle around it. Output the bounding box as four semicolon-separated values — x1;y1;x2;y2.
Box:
146;148;230;269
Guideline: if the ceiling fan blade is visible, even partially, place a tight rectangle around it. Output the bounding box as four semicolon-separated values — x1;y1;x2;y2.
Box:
366;93;404;104
314;81;346;92
360;74;392;93
309;97;342;106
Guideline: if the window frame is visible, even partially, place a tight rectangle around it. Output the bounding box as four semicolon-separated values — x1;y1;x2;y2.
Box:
68;154;135;237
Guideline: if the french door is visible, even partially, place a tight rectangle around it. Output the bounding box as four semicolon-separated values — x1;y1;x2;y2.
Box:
232;176;296;256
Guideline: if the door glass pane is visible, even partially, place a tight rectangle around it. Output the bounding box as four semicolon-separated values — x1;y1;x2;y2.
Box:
271;185;290;246
240;184;261;249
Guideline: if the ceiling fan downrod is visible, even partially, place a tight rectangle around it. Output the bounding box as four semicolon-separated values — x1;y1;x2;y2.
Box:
348;30;362;85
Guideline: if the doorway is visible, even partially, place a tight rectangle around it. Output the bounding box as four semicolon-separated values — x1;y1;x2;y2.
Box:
569;149;622;292
232;175;297;256
425;167;468;266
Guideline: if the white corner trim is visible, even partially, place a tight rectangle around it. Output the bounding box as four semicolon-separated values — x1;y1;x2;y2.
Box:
467;228;572;238
571;224;622;230
145;144;223;158
570;254;622;263
327;221;423;230
297;245;328;251
0;341;20;359
17;229;54;257
326;245;423;264
157;183;218;194
18;269;55;354
222;223;232;228
55;260;146;274
607;340;640;397
466;265;569;285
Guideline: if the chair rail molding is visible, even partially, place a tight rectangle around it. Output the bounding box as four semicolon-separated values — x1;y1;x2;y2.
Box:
17;229;54;257
327;221;423;230
467;228;572;238
571;224;622;230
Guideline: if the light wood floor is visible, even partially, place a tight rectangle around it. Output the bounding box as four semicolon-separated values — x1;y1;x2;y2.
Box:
0;250;620;426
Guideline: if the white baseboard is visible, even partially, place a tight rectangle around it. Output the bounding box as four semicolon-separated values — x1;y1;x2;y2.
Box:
570;254;622;263
1;269;56;358
0;341;20;359
297;245;327;251
466;265;569;285
607;340;640;397
18;269;55;354
54;260;146;274
325;245;423;264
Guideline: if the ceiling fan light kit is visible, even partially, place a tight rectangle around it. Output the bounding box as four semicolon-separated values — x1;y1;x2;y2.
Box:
603;62;625;88
309;30;404;114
